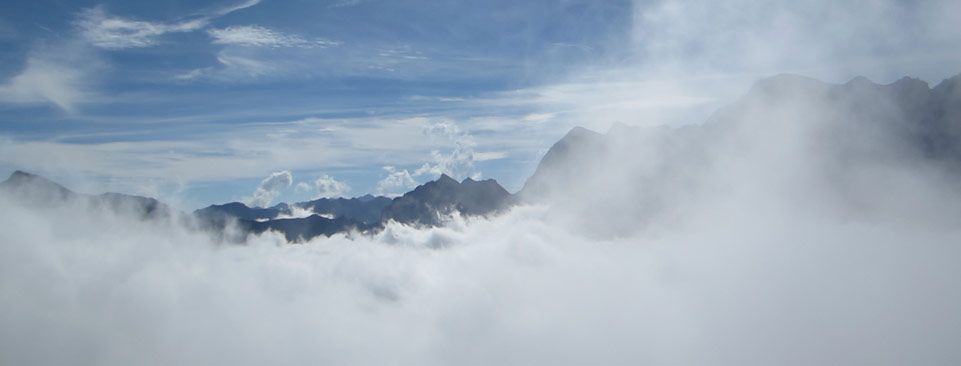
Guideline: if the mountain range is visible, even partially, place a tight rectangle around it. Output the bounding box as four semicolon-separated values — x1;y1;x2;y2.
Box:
1;170;515;242
3;72;960;241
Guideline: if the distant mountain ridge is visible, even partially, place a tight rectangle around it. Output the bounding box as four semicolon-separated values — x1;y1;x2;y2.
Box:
514;73;961;237
193;173;514;240
6;72;961;241
382;174;514;227
1;170;515;243
0;170;173;220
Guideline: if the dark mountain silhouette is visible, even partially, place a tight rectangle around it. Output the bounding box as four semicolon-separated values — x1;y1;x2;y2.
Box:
243;215;377;243
192;193;393;242
195;195;391;225
191;174;513;240
195;202;291;222
298;195;392;224
382;174;514;227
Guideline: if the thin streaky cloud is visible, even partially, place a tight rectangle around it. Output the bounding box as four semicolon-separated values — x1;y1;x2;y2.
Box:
75;7;208;50
208;25;341;48
76;0;265;50
212;0;263;16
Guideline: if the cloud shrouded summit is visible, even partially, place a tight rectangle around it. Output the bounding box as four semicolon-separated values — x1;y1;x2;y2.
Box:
1;0;961;362
1;0;960;203
2;72;961;364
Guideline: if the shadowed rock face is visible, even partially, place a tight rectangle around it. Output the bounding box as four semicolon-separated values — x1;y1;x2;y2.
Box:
298;196;392;224
195;195;391;225
382;174;514;227
194;202;291;222
243;215;377;243
191;174;513;240
192;194;394;242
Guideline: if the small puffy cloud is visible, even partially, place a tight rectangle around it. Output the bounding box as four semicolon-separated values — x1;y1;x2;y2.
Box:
376;166;417;195
421;121;479;180
374;121;485;195
246;170;293;207
75;7;207;50
295;182;312;192
313;174;351;199
208;25;340;48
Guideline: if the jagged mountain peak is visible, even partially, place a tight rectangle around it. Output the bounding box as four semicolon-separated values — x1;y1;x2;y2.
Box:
436;173;458;185
382;174;513;227
1;170;76;203
4;170;66;187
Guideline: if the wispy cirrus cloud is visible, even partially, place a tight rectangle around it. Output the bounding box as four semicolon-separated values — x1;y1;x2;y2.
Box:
75;7;208;50
75;0;264;50
211;0;262;16
208;25;340;48
329;0;364;9
0;0;265;111
0;45;101;113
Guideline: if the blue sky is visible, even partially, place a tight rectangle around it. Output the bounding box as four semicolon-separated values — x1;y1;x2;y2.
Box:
1;0;959;209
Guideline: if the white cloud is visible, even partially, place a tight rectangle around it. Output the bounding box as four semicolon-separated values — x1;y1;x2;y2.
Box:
313;174;351;199
0;53;91;113
522;112;555;122
75;1;267;50
214;53;276;77
75;7;208;50
421;121;480;180
245;170;293;207
3;146;961;365
295;182;312;192
376;166;417;195
373;120;488;195
473;151;508;161
208;25;340;48
329;0;364;8
212;0;263;16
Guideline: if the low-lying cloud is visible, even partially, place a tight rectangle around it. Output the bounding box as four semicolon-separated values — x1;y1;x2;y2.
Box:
2;75;960;365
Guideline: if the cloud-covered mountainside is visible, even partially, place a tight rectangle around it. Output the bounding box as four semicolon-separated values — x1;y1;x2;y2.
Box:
2;74;961;365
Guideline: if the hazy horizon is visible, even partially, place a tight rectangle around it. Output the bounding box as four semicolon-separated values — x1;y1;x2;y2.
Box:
2;1;961;365
2;0;961;209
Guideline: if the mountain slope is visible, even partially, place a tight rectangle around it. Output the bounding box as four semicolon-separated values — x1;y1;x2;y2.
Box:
516;73;961;237
1;171;173;219
382;174;514;227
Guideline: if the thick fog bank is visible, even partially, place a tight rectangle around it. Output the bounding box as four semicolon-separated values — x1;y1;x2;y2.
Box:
2;192;959;365
3;75;961;365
